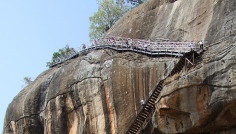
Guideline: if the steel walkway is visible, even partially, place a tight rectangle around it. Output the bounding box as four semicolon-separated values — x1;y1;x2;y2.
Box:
49;37;197;68
47;37;200;133
126;51;199;134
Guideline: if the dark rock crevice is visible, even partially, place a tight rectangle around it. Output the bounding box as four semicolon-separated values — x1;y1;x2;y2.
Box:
4;76;106;133
3;90;73;133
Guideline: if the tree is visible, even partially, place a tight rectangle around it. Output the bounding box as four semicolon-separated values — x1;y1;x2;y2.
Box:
23;77;32;85
89;0;130;40
46;45;75;67
116;0;126;8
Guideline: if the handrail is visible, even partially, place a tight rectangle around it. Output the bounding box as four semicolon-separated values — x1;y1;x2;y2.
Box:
126;51;199;134
49;37;197;68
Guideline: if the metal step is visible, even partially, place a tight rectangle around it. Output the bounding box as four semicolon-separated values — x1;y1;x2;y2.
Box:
126;51;198;134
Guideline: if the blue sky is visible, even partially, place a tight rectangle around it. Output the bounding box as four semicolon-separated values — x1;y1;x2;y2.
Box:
0;1;97;132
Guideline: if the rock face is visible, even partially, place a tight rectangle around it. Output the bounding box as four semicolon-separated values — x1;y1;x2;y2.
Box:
3;0;236;134
105;0;236;45
154;39;236;133
3;51;174;134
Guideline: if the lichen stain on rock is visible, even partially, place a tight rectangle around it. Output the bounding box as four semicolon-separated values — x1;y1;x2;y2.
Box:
103;81;116;134
196;86;210;125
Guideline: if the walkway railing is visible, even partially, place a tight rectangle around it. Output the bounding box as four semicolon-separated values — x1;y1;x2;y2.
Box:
49;37;197;68
126;51;200;134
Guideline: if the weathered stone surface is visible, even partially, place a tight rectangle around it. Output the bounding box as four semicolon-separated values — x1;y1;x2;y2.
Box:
3;0;236;133
105;0;236;132
153;39;236;133
105;0;236;45
3;50;172;134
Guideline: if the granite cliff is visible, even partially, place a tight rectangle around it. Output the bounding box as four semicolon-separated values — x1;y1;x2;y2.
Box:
3;0;236;133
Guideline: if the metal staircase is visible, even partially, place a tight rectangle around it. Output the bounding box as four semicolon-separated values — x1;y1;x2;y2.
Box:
126;80;164;134
126;51;199;134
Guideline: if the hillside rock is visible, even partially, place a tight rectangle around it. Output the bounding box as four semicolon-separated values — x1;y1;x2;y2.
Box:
105;0;236;45
153;39;236;133
3;50;174;134
3;0;236;133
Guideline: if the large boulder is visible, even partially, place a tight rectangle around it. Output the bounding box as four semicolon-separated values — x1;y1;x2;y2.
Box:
3;50;172;134
3;0;236;133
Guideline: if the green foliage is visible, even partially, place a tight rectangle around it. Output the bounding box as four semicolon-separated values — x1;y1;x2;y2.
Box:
46;45;74;67
46;61;52;67
23;77;32;85
89;0;130;40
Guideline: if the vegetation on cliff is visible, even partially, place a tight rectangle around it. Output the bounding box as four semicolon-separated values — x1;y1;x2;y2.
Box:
23;77;32;85
89;0;130;40
4;0;236;133
89;0;145;40
46;45;75;67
